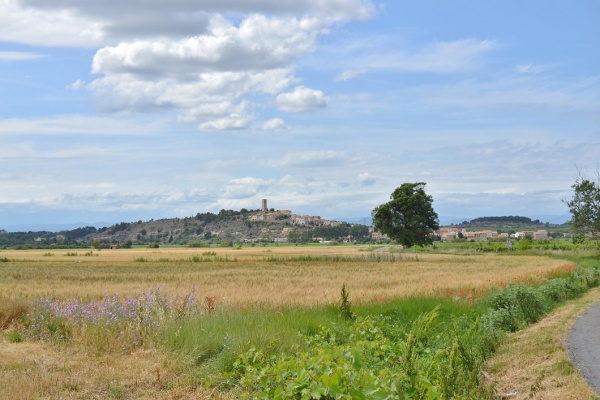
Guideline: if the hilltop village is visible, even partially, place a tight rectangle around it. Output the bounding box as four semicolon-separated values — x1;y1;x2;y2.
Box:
0;200;570;248
248;199;341;228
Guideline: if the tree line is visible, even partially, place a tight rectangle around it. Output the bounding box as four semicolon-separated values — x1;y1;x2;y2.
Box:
288;224;370;243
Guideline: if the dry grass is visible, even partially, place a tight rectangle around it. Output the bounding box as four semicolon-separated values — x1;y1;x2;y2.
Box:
0;336;233;400
485;287;600;399
0;297;28;329
0;247;571;306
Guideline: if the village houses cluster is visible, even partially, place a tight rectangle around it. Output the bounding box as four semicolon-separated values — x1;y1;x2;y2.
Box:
435;227;549;241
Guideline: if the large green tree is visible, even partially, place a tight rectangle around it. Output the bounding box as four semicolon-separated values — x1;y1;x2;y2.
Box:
564;172;600;243
372;182;439;248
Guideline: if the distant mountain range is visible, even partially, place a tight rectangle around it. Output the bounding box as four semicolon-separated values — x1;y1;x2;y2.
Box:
1;222;114;233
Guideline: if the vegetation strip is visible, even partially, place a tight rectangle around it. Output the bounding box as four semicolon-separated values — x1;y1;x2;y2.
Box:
486;286;600;399
2;247;600;398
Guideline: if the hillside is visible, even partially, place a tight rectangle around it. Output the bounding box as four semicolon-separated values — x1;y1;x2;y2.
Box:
87;215;296;246
0;210;372;248
452;215;570;237
0;213;572;248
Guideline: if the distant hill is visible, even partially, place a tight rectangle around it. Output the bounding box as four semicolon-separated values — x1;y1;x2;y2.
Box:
1;222;114;233
470;216;537;224
0;210;371;248
448;215;570;236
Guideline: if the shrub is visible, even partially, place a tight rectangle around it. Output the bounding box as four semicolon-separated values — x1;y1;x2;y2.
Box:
517;237;533;251
487;284;546;331
188;241;210;248
573;266;600;289
539;278;581;303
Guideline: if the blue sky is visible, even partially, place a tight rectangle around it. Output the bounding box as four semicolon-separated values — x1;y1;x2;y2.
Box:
1;0;598;229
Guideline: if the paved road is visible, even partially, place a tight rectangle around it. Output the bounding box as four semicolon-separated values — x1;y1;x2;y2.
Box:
566;301;600;395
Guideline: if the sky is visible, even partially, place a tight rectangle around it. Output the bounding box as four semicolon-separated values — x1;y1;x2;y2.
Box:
1;0;599;230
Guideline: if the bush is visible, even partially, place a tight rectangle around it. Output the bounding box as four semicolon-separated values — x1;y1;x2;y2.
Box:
188;241;210;248
539;278;581;303
517;237;533;251
487;284;546;331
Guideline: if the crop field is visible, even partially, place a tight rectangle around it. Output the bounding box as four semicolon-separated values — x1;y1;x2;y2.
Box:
1;244;598;399
0;246;572;305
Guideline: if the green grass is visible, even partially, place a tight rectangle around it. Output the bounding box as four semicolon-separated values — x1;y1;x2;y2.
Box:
158;255;600;398
160;296;486;394
161;304;348;380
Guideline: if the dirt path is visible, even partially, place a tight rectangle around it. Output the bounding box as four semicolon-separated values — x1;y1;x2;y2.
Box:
566;300;600;396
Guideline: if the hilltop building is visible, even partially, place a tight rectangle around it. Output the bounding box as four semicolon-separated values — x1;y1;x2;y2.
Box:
249;198;340;228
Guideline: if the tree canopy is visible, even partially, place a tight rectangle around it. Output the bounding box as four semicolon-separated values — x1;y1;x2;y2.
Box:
564;172;600;243
372;182;439;248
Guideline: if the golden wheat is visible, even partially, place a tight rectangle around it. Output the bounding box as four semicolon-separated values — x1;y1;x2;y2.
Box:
0;246;570;306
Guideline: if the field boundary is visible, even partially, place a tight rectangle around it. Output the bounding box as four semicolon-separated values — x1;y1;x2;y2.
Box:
485;287;600;399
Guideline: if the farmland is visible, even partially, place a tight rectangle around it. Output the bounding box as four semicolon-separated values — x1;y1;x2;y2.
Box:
0;246;573;303
1;244;599;399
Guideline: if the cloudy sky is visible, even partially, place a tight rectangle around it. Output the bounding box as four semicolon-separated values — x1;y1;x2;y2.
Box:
1;0;598;229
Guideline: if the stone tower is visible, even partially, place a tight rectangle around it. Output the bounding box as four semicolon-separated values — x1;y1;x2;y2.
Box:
262;199;267;212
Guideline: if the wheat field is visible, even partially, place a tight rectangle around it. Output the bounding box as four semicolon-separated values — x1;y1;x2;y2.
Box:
0;245;580;399
0;246;572;306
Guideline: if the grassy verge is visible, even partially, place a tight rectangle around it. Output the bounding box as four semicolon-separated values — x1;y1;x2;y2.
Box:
485;287;600;399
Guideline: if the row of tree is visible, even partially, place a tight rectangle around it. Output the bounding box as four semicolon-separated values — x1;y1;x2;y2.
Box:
288;224;370;243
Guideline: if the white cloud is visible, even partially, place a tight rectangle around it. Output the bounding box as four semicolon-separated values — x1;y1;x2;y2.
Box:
0;51;44;61
199;114;254;131
260;118;289;131
223;177;274;199
0;1;105;47
323;37;496;78
73;183;115;189
85;13;335;128
91;15;319;78
66;79;86;90
266;150;345;168
356;172;375;186
0;115;164;136
0;1;375;131
276;86;328;112
421;74;600;112
11;0;375;44
336;68;367;81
